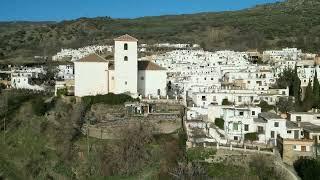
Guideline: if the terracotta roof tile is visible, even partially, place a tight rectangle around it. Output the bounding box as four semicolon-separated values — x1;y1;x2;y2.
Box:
114;34;138;42
138;60;166;71
76;53;107;63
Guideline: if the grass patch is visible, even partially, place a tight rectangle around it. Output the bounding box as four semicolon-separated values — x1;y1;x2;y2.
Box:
187;147;216;162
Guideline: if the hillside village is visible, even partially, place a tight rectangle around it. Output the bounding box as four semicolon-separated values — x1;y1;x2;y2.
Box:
1;34;320;179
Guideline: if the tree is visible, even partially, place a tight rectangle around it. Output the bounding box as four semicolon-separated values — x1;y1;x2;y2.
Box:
100;122;153;176
294;157;320;180
250;155;286;180
244;132;258;143
275;68;295;90
313;71;320;108
276;97;294;114
293;66;302;107
302;79;313;111
214;118;224;129
257;100;274;112
222;98;232;105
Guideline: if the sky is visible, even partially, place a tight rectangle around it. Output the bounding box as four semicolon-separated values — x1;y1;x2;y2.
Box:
0;0;280;21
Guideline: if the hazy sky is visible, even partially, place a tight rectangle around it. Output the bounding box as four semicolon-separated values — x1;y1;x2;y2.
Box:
0;0;280;21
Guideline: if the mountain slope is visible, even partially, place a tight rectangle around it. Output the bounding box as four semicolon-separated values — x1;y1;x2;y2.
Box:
0;0;319;63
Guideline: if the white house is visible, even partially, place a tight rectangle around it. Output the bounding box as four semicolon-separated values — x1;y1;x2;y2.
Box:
74;54;110;97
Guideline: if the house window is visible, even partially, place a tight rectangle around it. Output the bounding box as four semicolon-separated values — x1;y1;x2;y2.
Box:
244;124;249;131
111;76;114;80
234;136;239;141
125;81;127;85
141;76;144;80
124;56;128;61
301;146;306;152
252;111;255;116
238;96;242;102
213;96;216;101
287;130;292;134
233;123;238;131
202;96;206;101
296;116;301;122
258;126;264;133
274;122;279;127
293;145;296;150
239;111;244;116
124;43;128;50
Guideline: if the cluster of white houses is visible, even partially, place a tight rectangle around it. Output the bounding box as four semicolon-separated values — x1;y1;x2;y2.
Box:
2;34;320;164
52;45;113;62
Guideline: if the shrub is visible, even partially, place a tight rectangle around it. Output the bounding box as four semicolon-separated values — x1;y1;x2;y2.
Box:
57;88;68;97
82;93;137;107
244;132;258;142
222;98;232;105
187;147;216;161
215;118;224;130
294;157;320;180
257;100;274;112
31;97;56;116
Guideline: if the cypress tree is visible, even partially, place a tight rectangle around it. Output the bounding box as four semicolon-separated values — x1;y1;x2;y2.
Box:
293;66;302;107
303;79;313;111
313;70;320;108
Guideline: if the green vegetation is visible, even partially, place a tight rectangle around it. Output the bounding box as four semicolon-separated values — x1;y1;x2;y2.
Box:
56;87;68;97
302;80;313;111
276;97;294;113
1;0;320;64
313;71;320;108
186;147;216;161
275;66;320;112
221;98;233;105
244;132;259;142
257;100;275;112
214;118;224;129
0;91;189;179
206;163;247;178
294;157;320;180
82;93;137;107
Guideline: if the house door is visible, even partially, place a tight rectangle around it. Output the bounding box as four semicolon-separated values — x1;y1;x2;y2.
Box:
271;131;275;138
294;130;299;139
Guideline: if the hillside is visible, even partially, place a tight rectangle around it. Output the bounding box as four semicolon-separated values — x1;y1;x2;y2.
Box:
0;0;320;64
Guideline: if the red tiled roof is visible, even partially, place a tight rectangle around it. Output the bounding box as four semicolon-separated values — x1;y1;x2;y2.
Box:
114;34;138;42
138;60;166;71
76;53;107;62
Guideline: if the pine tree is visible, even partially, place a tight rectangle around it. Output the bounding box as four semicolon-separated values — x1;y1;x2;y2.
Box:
313;70;320;108
303;79;313;111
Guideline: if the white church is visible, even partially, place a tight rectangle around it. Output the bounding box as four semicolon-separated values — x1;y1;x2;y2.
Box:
74;34;167;98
